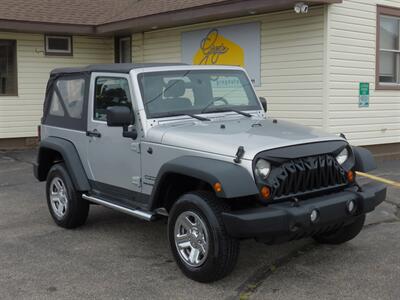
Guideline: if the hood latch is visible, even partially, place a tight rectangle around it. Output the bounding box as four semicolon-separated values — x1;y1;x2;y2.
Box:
234;146;245;164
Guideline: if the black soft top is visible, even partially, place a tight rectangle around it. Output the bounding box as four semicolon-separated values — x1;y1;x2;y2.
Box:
50;63;188;76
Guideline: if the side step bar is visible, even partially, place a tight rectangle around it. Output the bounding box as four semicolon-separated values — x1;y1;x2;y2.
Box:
82;194;155;221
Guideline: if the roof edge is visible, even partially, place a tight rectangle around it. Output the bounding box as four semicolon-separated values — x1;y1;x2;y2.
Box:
0;0;343;35
0;19;95;34
96;0;342;34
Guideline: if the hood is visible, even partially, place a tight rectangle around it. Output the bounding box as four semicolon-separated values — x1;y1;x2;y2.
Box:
146;118;345;160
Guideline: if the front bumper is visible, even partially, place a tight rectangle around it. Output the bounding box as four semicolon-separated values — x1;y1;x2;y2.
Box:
222;182;386;242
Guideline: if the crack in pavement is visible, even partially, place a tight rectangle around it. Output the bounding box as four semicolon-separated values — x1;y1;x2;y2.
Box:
1;153;35;166
229;242;319;300
383;199;400;220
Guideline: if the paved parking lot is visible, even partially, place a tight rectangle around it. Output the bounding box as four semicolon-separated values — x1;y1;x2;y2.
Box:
0;150;399;300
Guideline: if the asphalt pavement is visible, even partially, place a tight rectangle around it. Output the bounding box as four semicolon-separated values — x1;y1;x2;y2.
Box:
0;150;399;300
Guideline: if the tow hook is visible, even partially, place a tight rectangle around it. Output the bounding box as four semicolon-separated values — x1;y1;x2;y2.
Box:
292;197;300;207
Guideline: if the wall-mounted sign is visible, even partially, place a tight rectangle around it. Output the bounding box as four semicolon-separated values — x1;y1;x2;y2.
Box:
359;82;370;108
182;22;261;86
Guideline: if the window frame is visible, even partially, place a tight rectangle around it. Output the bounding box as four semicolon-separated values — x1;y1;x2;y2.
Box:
376;5;400;90
0;39;18;96
44;35;73;56
114;36;132;63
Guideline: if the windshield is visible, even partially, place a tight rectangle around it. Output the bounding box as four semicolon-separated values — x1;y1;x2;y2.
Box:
138;70;261;118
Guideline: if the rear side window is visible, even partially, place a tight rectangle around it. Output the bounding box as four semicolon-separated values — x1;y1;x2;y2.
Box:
49;92;65;117
94;77;132;121
56;78;85;119
44;74;88;131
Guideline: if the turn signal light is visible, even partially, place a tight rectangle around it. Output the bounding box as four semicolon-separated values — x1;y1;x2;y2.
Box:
347;170;355;183
260;186;271;200
213;182;222;193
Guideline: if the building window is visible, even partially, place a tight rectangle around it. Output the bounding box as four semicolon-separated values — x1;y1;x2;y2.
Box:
0;40;17;96
115;36;132;63
377;6;400;89
45;35;73;56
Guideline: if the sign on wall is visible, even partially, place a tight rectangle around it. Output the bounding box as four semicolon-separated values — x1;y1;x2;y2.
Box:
359;82;370;108
182;22;261;86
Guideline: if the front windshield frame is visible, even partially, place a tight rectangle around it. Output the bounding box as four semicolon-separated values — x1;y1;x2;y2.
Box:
137;69;261;119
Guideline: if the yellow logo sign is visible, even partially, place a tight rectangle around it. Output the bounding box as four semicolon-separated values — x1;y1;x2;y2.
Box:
193;29;245;67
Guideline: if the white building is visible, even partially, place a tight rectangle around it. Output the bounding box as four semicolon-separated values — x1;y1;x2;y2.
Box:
0;0;399;157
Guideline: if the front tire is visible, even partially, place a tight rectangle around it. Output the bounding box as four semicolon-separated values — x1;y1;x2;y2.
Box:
46;163;89;229
313;214;366;245
168;191;239;282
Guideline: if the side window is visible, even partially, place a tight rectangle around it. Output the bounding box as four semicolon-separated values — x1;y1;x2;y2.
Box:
55;78;85;119
94;77;132;121
49;92;65;116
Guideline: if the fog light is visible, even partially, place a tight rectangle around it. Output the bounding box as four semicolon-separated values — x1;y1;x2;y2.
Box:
310;209;319;223
347;200;357;214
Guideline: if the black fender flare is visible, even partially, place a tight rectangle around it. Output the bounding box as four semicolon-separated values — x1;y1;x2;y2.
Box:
352;146;377;173
35;137;90;191
149;156;259;207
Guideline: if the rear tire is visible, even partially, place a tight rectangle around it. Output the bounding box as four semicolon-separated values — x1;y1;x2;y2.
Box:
313;214;366;245
46;163;89;229
168;191;239;282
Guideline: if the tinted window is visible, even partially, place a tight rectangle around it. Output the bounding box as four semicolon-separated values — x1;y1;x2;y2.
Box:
45;35;72;55
94;77;132;121
379;15;400;84
0;40;17;95
115;37;132;63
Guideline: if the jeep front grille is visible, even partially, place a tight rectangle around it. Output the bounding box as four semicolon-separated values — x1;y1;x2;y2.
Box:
267;154;348;199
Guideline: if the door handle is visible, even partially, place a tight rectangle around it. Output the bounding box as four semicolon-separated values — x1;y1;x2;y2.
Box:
86;129;101;138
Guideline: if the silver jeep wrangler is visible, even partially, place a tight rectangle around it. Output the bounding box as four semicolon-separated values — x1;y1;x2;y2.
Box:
34;63;386;282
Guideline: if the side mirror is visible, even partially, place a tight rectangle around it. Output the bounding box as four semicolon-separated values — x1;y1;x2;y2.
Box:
259;97;267;112
106;106;137;140
106;106;134;127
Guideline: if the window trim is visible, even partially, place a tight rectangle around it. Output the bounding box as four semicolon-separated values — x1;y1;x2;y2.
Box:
376;5;400;90
44;35;73;56
0;39;18;96
114;36;132;63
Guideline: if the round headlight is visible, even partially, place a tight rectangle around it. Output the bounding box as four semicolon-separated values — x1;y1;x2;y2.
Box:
336;148;349;165
255;159;271;179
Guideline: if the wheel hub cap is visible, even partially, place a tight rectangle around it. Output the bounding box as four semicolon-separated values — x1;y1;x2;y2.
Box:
174;211;209;267
49;177;68;218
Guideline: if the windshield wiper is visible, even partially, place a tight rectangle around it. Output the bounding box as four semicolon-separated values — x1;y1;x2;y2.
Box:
208;108;252;118
176;113;210;121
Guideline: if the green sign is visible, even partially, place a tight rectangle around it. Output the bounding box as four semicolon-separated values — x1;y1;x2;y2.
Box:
359;82;370;108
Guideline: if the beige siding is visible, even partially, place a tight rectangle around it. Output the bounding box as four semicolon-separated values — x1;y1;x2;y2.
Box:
0;32;113;138
133;7;326;128
327;0;400;145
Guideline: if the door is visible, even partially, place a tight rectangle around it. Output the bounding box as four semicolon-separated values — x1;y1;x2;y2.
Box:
86;73;143;204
